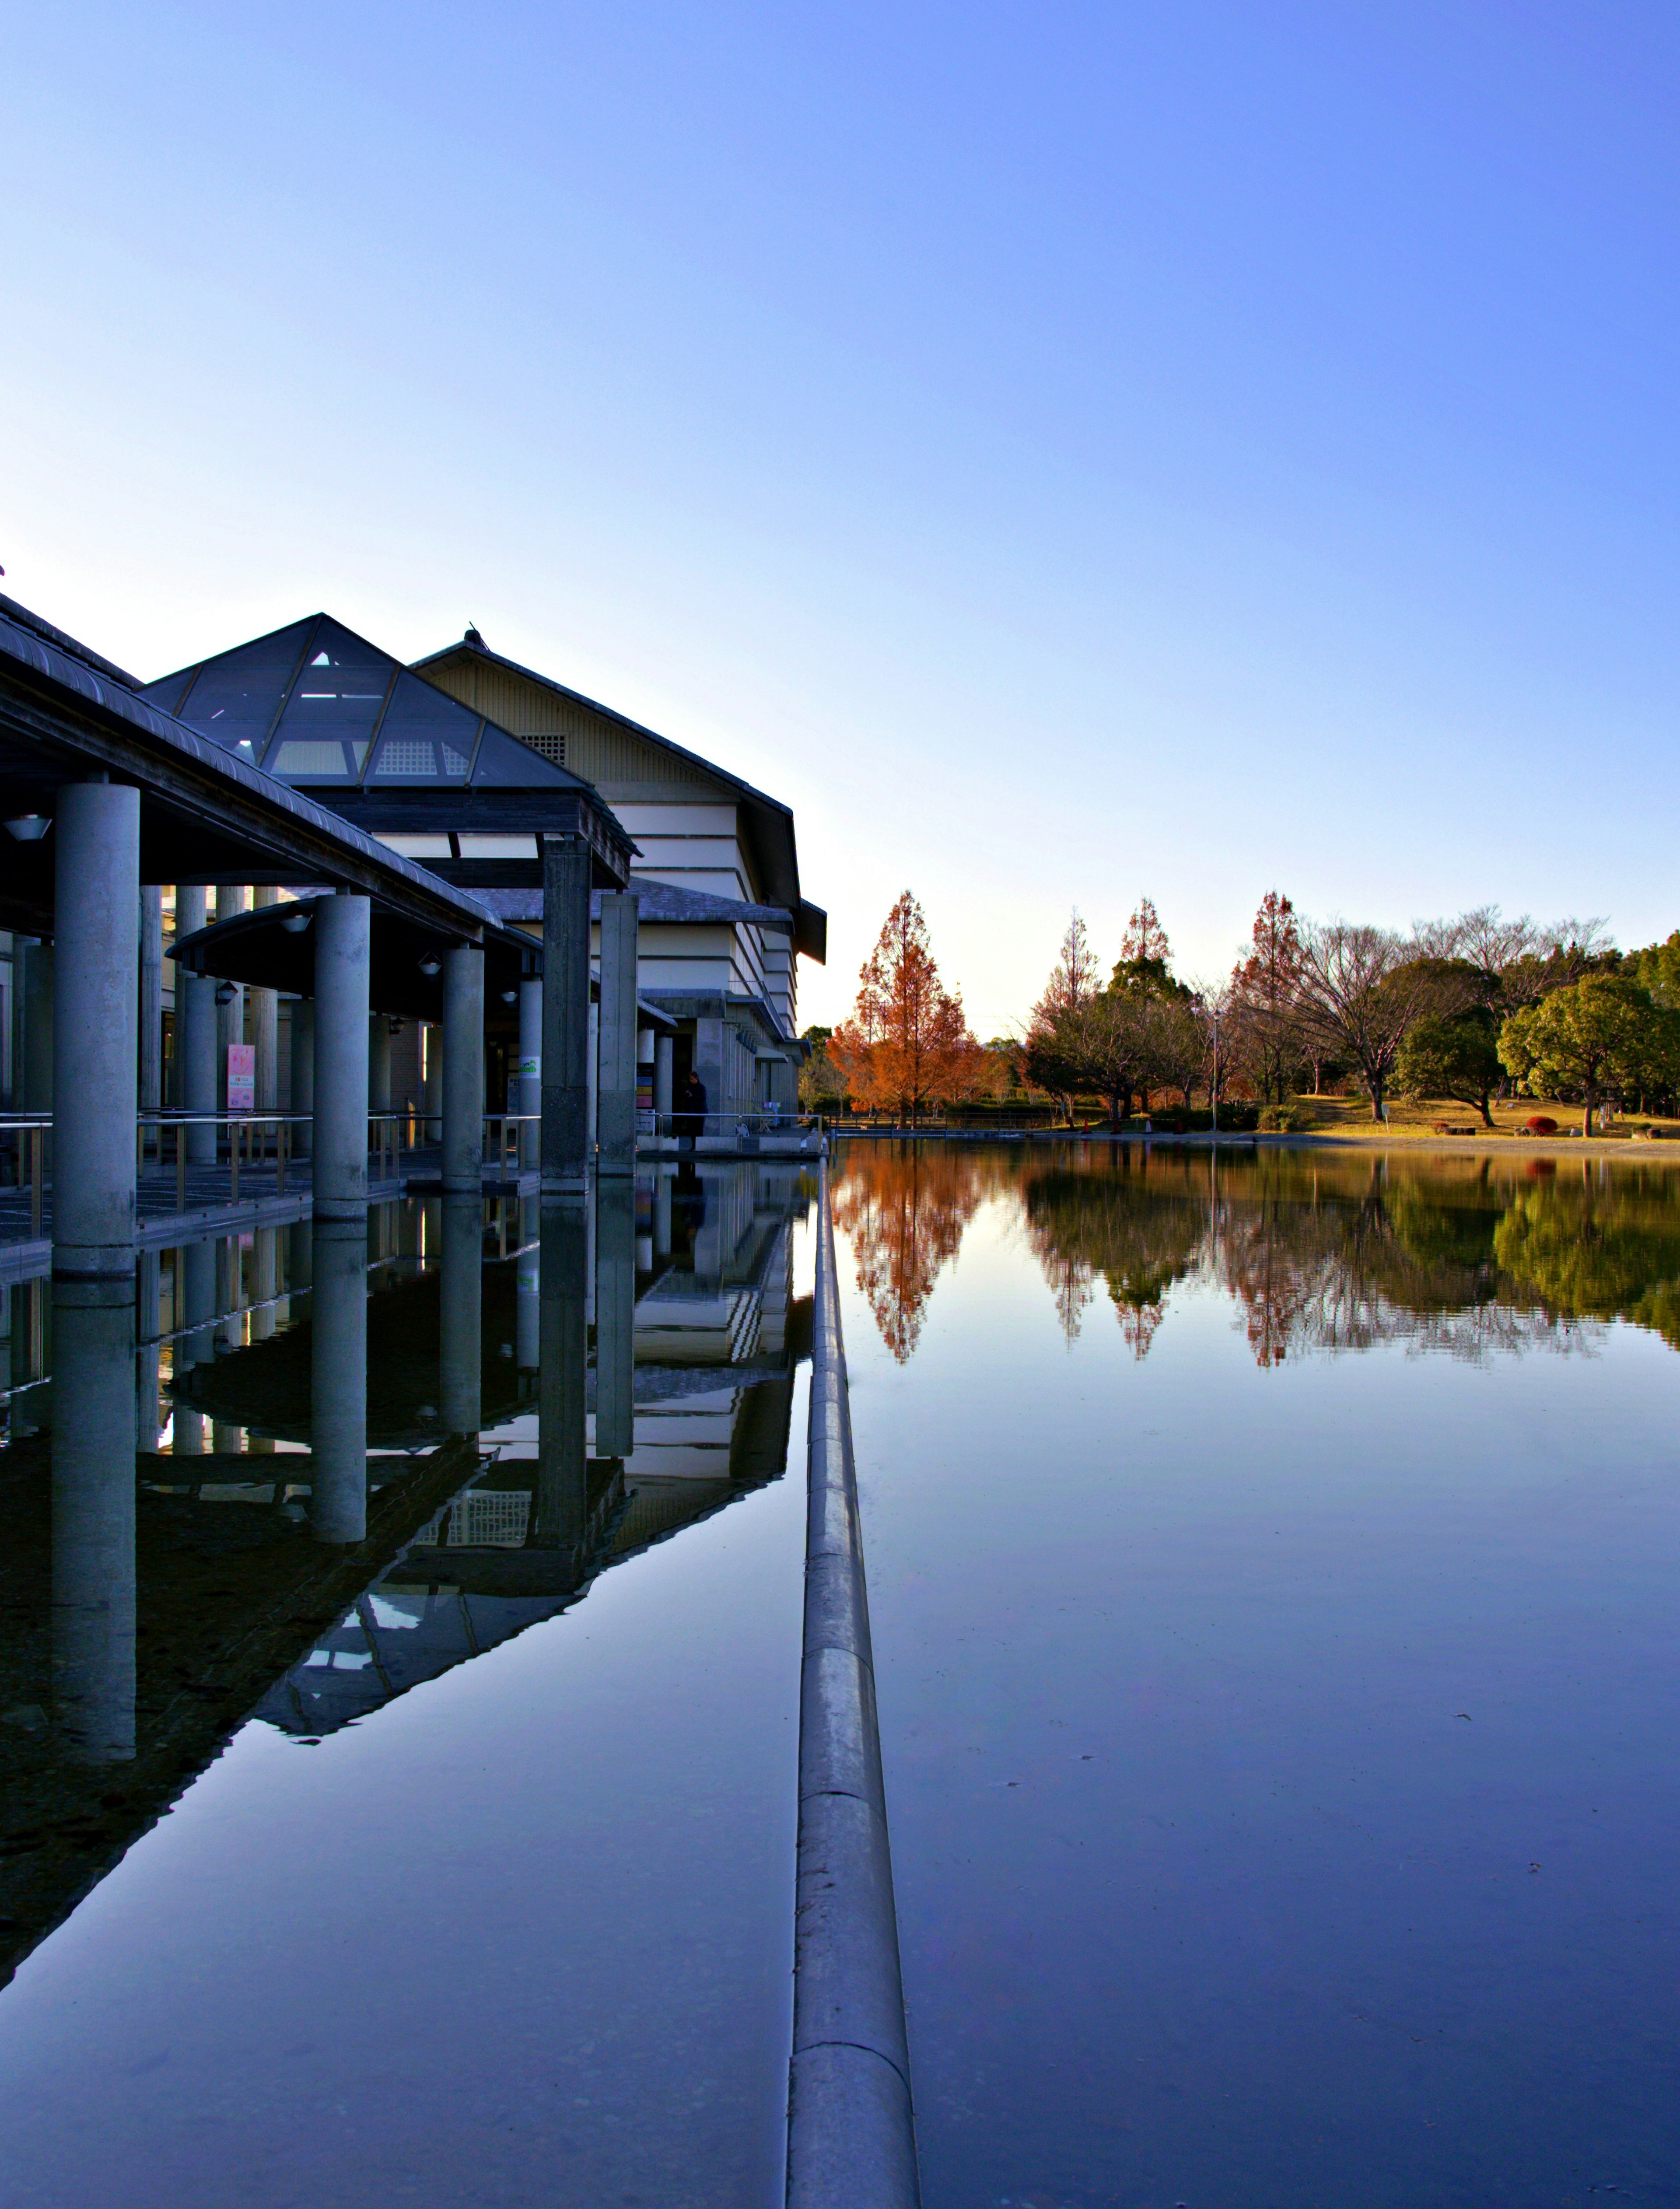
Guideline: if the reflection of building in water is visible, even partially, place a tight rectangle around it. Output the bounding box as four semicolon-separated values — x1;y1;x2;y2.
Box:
0;1166;808;1985
264;1161;810;1738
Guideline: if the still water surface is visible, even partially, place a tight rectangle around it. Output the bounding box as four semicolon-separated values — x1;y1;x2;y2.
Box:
833;1142;1680;2207
0;1166;812;2207
3;1142;1678;2205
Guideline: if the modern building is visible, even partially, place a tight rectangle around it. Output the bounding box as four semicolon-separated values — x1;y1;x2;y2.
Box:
412;630;826;1124
140;614;826;1137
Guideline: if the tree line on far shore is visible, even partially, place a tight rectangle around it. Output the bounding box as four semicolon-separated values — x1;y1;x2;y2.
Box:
803;889;1680;1137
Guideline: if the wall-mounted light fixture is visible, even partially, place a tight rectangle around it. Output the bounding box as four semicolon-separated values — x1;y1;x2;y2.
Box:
215;981;237;1006
500;988;518;1005
418;956;441;978
4;815;50;841
280;907;312;934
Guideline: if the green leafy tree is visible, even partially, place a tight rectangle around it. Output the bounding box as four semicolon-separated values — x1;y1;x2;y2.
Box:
1498;973;1679;1134
1627;930;1680;1010
1396;1004;1504;1127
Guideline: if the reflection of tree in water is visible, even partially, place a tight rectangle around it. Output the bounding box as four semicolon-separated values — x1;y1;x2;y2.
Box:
1016;1148;1680;1365
831;1143;1002;1362
1021;1152;1208;1356
1492;1163;1680;1347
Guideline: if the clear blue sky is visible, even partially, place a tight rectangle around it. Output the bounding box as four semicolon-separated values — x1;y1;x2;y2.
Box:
4;3;1676;1033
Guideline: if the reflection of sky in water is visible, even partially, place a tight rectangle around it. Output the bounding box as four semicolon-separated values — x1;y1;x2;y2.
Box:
832;1146;1680;2206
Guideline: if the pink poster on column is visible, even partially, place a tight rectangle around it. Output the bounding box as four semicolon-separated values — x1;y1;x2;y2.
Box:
227;1043;256;1113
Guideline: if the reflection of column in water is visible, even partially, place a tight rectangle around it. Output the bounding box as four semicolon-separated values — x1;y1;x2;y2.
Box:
288;1218;313;1298
310;1216;368;1544
51;1281;137;1762
173;1240;217;1455
135;1249;161;1452
395;1199;422;1260
532;1200;588;1551
595;1176;636;1461
516;1242;539;1372
220;1235;242;1348
251;1225;278;1342
439;1196;483;1439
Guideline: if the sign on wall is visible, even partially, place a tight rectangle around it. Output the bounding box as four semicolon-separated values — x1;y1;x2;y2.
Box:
227;1043;256;1114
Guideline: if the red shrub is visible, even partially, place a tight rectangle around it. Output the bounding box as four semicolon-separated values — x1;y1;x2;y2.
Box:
1526;1114;1559;1136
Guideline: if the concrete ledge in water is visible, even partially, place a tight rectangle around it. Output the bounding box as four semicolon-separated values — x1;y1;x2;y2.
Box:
786;1159;919;2208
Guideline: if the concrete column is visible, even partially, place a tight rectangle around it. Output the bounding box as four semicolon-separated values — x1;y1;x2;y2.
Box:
391;1019;423;1126
655;1168;673;1260
594;1175;636;1459
695;1010;726;1145
368;1013;392;1115
422;1023;442;1142
654;1032;674;1130
442;945;485;1197
596;892;640;1174
290;999;314;1158
22;939;54;1112
214;886;248;1113
51;1278;137;1762
175;887;217;1165
439;1194;483;1439
53;783;141;1281
518;976;542;1169
540;835;592;1195
309;1215;367;1544
312;893;371;1219
251;886;279;1112
139;886;163;1125
532;1198;588;1552
588;1000;599;1157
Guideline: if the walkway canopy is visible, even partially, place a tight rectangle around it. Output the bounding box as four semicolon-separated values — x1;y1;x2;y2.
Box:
171;895;678;1034
140;613;634;894
0;595;497;945
171;895;540;1023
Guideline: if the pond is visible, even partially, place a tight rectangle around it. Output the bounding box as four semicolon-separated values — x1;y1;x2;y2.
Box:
0;1165;813;2208
2;1141;1677;2205
832;1141;1680;2207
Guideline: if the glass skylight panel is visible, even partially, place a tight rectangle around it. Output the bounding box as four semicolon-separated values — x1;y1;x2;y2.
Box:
469;723;576;786
276;620;395;769
140;618;314;755
364;671;483;782
268;737;373;782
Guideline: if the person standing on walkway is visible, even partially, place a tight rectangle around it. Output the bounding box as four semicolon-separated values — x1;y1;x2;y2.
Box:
676;1069;707;1146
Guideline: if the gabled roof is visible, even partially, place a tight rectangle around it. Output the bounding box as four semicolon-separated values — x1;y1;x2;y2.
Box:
412;632;826;959
141;614;595;796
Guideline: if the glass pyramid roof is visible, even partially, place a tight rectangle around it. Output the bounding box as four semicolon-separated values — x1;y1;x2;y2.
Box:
141;614;584;791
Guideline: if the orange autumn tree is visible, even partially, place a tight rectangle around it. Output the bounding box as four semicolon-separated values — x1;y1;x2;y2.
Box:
830;892;981;1124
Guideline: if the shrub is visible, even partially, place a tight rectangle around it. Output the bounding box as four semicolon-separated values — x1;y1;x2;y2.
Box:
1526;1114;1559;1136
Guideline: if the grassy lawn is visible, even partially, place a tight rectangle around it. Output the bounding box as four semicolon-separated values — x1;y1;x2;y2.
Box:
1286;1094;1680;1146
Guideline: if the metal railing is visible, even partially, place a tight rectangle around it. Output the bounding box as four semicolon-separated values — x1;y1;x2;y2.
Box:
649;1109;825;1144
